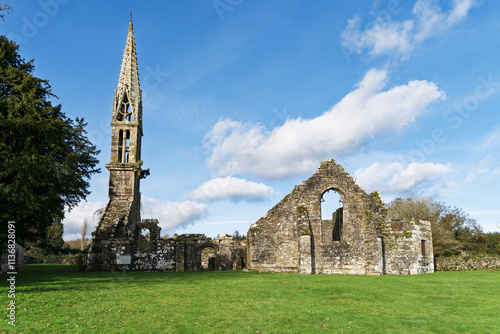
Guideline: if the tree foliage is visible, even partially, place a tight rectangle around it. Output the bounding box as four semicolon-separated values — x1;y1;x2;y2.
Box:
46;218;64;251
386;196;494;257
483;232;500;255
81;218;88;250
0;3;12;21
0;36;100;243
233;230;246;241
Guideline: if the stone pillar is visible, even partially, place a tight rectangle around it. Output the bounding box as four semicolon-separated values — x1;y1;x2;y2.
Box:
299;235;312;274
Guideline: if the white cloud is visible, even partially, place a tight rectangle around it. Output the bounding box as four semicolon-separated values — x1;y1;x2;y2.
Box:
465;164;492;183
187;176;274;203
341;0;477;58
464;154;498;182
204;68;444;179
478;127;500;150
62;200;106;241
464;172;477;183
141;196;211;234
355;162;453;196
342;16;414;56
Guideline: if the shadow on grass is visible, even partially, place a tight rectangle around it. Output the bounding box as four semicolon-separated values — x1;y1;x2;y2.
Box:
11;264;261;293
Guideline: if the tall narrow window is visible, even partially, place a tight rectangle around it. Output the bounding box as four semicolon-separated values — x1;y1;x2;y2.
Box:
124;131;130;163
117;130;131;163
118;130;123;162
321;189;343;241
421;240;426;257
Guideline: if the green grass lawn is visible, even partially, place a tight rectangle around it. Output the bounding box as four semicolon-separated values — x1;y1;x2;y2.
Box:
2;265;499;333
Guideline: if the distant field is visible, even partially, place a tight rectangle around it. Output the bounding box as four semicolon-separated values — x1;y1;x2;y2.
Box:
2;264;499;333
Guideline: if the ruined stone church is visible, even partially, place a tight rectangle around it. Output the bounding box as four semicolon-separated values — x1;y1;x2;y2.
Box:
247;159;434;275
86;18;434;275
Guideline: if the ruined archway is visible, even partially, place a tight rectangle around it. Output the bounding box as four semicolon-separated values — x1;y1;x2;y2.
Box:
321;188;344;242
134;219;161;253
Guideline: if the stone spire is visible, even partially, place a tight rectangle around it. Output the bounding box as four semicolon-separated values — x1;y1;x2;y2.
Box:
113;14;142;126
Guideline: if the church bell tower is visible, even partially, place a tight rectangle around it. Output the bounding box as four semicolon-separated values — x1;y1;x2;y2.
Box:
93;16;148;241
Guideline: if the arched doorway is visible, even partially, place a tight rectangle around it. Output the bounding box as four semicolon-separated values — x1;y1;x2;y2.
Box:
321;189;344;241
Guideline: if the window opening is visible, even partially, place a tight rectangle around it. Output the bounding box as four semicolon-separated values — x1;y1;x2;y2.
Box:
117;92;133;121
321;189;343;241
379;237;386;274
123;130;130;163
421;240;426;257
118;130;123;163
138;228;150;251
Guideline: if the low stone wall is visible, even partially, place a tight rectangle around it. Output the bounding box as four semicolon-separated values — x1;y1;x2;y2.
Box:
435;256;500;271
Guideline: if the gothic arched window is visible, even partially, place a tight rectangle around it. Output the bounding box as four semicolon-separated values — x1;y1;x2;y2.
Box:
116;91;133;122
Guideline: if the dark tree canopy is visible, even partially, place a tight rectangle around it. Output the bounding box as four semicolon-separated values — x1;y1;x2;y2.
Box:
232;230;246;241
0;36;100;243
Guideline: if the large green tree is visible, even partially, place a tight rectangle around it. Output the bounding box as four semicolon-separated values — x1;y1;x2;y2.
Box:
0;36;100;243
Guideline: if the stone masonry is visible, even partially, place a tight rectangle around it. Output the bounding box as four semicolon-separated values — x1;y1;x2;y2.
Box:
247;159;434;275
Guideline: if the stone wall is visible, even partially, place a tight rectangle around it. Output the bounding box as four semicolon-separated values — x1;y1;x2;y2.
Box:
435;256;500;271
247;159;434;275
379;220;434;274
248;159;382;274
86;219;246;272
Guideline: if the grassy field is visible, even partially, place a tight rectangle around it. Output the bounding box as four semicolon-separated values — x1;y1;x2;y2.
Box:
1;265;499;333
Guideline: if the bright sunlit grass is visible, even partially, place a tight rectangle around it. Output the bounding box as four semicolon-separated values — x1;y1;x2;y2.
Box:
3;264;499;333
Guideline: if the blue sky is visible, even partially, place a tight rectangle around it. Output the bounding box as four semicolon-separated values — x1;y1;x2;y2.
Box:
2;0;500;240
